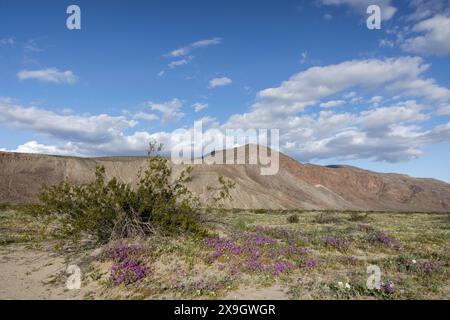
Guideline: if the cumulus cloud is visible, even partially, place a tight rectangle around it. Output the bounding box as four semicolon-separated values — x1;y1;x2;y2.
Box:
7;141;77;156
225;57;450;162
0;99;136;143
17;68;77;84
320;100;346;108
209;77;232;88
437;104;450;115
3;57;450;164
133;112;159;122
232;57;448;121
401;15;450;56
192;102;208;112
147;98;185;123
255;101;437;163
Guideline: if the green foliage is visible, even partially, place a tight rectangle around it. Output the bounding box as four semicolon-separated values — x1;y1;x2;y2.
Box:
206;176;235;210
0;203;11;211
252;209;268;214
35;141;234;245
287;214;299;224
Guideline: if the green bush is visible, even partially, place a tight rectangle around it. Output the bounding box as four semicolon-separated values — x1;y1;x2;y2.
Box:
36;142;233;245
287;214;299;224
252;209;268;215
0;203;11;211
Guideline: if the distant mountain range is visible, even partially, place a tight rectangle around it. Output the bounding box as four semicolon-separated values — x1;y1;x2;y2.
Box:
1;145;450;212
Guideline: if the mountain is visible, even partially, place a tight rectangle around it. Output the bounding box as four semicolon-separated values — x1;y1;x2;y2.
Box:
1;145;450;212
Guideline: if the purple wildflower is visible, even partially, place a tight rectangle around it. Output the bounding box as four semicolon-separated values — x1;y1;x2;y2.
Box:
300;258;319;269
381;281;395;294
411;261;440;274
107;245;151;286
324;237;351;249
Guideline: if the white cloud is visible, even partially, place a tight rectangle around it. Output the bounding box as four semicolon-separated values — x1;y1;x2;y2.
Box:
209;77;232;88
320;100;346;108
133;112;159;122
266;101;435;163
343;91;357;99
167;37;222;58
401;15;450;56
323;13;333;20
405;0;449;22
369;95;383;107
379;39;394;48
319;0;397;20
357;100;428;130
437;104;450;115
17;68;77;84
8;141;76;156
225;57;450;162
0;99;136;143
3;56;450;165
192;102;208;112
168;58;189;69
191;38;222;49
0;37;14;46
241;57;448;119
23;39;44;53
162;38;222;73
148;98;185;123
300;51;308;64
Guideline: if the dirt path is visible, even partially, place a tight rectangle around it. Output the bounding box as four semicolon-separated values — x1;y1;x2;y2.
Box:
0;244;94;300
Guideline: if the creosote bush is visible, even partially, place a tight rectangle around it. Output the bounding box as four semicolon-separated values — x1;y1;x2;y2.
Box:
287;214;299;224
36;142;233;245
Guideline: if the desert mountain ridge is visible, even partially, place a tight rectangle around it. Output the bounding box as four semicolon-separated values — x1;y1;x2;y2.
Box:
1;145;450;212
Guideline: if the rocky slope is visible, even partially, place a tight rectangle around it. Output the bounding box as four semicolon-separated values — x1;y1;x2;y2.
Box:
1;146;450;212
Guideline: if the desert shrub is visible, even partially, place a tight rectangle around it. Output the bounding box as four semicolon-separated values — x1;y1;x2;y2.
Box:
206;176;236;212
347;211;369;222
252;209;268;215
35;142;234;245
314;213;342;224
287;214;299;224
0;203;11;211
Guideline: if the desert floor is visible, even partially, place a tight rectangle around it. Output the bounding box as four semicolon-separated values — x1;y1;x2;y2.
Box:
0;207;449;300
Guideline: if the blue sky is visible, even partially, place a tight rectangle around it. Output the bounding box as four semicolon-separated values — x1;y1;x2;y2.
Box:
1;0;450;181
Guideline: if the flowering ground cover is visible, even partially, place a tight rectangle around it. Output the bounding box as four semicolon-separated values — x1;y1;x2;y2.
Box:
1;207;449;299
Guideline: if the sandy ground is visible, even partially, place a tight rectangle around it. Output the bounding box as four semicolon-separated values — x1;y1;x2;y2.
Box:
224;283;288;300
0;244;289;300
0;244;94;300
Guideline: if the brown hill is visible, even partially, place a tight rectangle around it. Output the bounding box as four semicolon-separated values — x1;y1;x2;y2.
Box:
1;146;450;212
